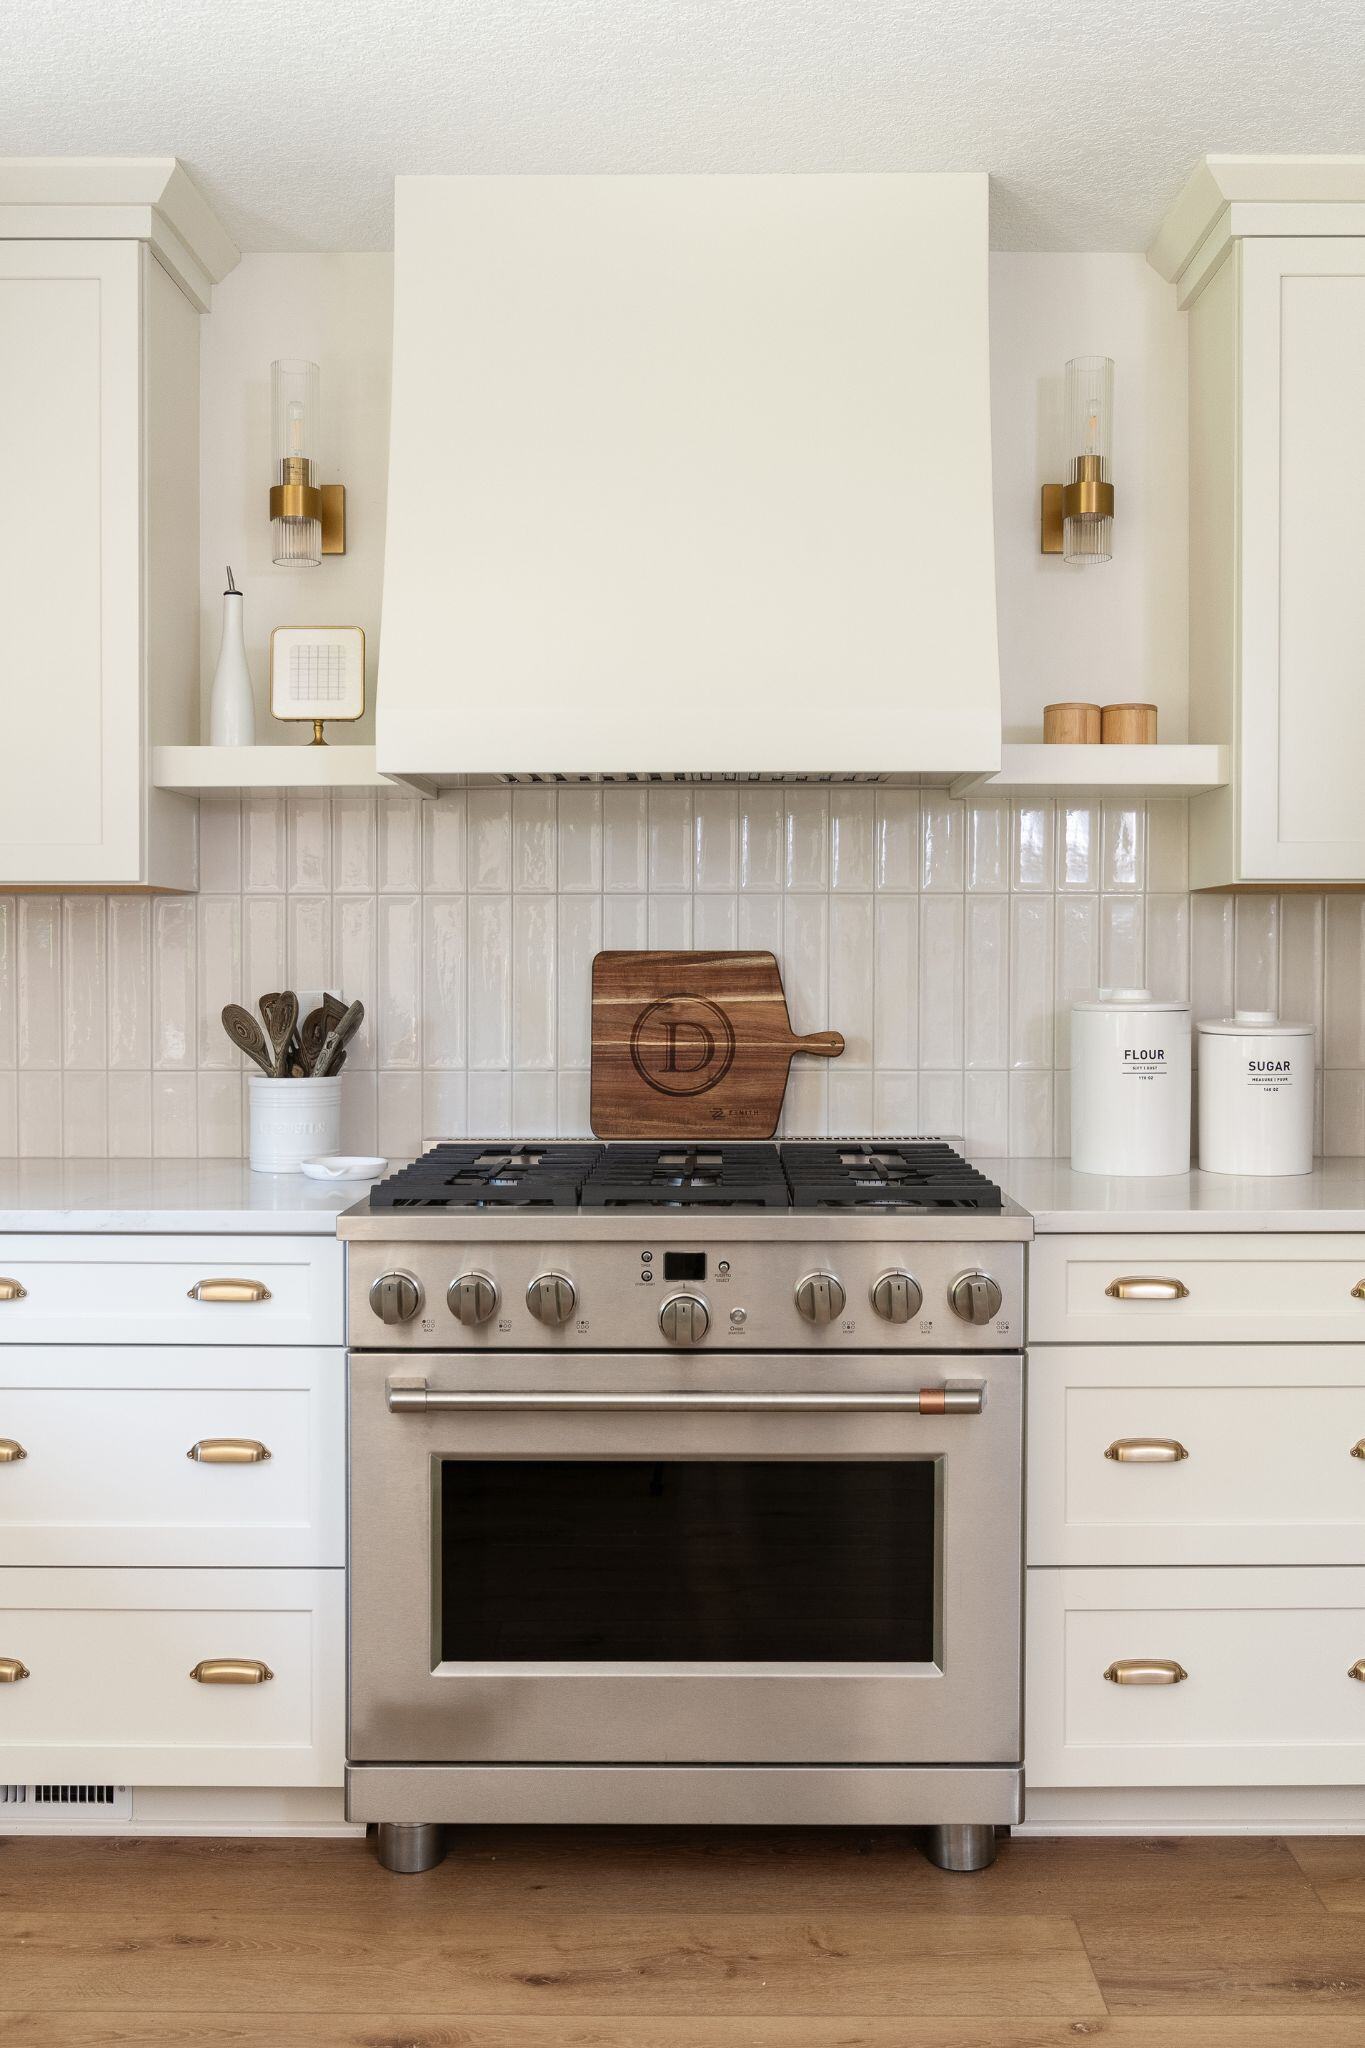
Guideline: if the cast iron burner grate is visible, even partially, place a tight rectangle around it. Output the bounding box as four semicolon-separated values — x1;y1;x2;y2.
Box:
581;1144;791;1209
779;1141;1005;1211
369;1144;605;1209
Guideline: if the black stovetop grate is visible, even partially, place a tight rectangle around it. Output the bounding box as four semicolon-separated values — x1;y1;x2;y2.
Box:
367;1143;606;1209
779;1141;1005;1211
367;1139;1004;1212
580;1144;791;1209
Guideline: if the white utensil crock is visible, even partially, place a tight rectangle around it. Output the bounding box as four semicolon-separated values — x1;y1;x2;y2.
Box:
1070;988;1191;1177
249;1076;342;1174
1197;1010;1314;1175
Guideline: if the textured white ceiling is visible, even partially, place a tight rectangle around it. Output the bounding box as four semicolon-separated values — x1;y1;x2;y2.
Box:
5;0;1363;252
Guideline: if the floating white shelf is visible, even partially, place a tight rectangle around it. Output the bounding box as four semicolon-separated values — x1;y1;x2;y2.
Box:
152;745;423;795
949;744;1230;801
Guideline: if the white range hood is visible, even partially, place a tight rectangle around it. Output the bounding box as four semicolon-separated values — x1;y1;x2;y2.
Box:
378;173;1000;781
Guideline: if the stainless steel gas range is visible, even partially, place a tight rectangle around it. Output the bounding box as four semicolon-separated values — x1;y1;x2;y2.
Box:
339;1140;1029;1875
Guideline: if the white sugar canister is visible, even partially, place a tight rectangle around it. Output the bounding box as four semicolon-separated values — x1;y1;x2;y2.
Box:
1071;989;1192;1177
1197;1010;1314;1175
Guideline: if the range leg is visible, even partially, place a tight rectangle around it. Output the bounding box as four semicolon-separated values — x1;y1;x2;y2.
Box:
375;1821;447;1873
923;1823;997;1872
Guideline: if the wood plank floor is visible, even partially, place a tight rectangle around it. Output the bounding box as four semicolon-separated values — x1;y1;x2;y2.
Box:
1;1828;1363;2044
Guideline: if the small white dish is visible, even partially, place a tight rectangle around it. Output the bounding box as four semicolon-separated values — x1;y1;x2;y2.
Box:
300;1155;387;1181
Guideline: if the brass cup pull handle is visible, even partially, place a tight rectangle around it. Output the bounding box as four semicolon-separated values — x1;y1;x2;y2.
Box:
1352;1441;1365;1461
0;1440;26;1464
1353;1282;1365;1301
1105;1438;1189;1463
0;1657;30;1683
0;1279;26;1303
187;1439;271;1465
1104;1658;1188;1686
1105;1276;1190;1302
189;1659;274;1685
187;1279;272;1304
1350;1660;1365;1683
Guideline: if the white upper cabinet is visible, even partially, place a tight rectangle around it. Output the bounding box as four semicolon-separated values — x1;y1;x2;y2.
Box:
0;161;236;887
379;174;1001;782
1156;160;1365;885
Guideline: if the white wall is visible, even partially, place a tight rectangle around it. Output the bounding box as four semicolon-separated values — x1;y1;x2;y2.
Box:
989;253;1189;741
199;254;393;744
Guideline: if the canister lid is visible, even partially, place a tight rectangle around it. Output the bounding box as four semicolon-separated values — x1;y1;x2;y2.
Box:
1198;1008;1314;1037
1071;987;1191;1013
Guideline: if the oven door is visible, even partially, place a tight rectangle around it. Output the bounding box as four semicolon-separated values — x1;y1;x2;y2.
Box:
348;1351;1021;1766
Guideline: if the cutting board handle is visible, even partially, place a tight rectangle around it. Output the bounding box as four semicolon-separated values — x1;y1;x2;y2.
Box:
793;1030;845;1058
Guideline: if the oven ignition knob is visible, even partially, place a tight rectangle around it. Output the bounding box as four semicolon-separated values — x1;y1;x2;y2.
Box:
368;1270;424;1325
949;1270;1004;1325
795;1272;846;1325
447;1272;499;1326
526;1272;576;1326
871;1271;923;1324
660;1293;709;1343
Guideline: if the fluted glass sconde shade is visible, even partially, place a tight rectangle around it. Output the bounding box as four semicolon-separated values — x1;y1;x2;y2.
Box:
1062;355;1114;565
270;358;322;567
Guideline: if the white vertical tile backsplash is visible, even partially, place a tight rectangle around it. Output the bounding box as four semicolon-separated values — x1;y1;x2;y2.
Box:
4;788;1365;1157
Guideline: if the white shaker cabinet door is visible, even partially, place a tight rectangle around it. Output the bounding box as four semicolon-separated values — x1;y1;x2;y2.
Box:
1240;238;1365;880
0;243;141;882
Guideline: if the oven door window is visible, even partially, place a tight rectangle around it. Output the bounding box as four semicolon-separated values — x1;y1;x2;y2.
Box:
439;1460;937;1662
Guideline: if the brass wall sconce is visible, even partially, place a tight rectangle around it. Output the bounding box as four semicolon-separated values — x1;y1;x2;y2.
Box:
268;357;346;565
1041;355;1114;564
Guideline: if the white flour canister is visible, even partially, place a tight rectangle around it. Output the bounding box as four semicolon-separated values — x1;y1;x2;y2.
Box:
1198;1010;1314;1175
1071;989;1192;1176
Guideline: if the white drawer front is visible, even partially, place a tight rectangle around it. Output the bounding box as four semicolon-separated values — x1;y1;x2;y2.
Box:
0;1235;343;1346
1028;1343;1365;1566
0;1567;342;1787
1029;1233;1365;1344
0;1348;343;1567
1027;1565;1365;1787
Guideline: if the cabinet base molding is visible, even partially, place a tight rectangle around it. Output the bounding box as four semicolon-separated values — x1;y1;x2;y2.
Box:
0;1784;355;1836
1021;1784;1365;1835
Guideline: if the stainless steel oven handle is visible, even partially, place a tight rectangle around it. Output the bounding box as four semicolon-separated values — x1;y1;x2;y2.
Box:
385;1381;985;1415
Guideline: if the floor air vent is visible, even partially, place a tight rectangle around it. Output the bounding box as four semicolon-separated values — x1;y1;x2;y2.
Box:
1;1784;133;1818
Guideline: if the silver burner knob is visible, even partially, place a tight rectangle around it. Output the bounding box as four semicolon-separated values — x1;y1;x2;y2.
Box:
526;1272;576;1326
871;1270;923;1324
369;1270;423;1325
447;1272;498;1326
795;1272;846;1325
949;1270;1003;1325
660;1293;709;1343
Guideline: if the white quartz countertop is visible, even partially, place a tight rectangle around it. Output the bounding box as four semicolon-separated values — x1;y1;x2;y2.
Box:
985;1157;1365;1232
4;1156;1365;1237
0;1159;386;1234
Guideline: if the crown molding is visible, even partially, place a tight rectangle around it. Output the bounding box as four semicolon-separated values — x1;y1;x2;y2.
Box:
0;157;239;311
1150;155;1365;300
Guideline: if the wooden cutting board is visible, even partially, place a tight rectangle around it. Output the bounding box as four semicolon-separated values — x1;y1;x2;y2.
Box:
590;950;844;1139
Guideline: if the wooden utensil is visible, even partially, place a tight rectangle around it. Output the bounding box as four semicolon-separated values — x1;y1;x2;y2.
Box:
221;1004;275;1077
258;991;299;1078
300;994;347;1076
313;999;364;1077
590;950;844;1139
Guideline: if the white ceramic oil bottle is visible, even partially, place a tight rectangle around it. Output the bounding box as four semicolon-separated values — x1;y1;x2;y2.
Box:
208;566;256;745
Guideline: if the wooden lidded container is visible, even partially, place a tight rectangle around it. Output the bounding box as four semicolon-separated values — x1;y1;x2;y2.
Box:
1101;702;1158;744
1043;702;1101;744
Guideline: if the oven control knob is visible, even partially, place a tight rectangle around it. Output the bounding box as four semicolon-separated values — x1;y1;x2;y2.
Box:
368;1270;423;1325
795;1272;846;1325
526;1272;576;1326
871;1271;923;1324
949;1270;1003;1325
447;1272;498;1326
660;1293;709;1343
